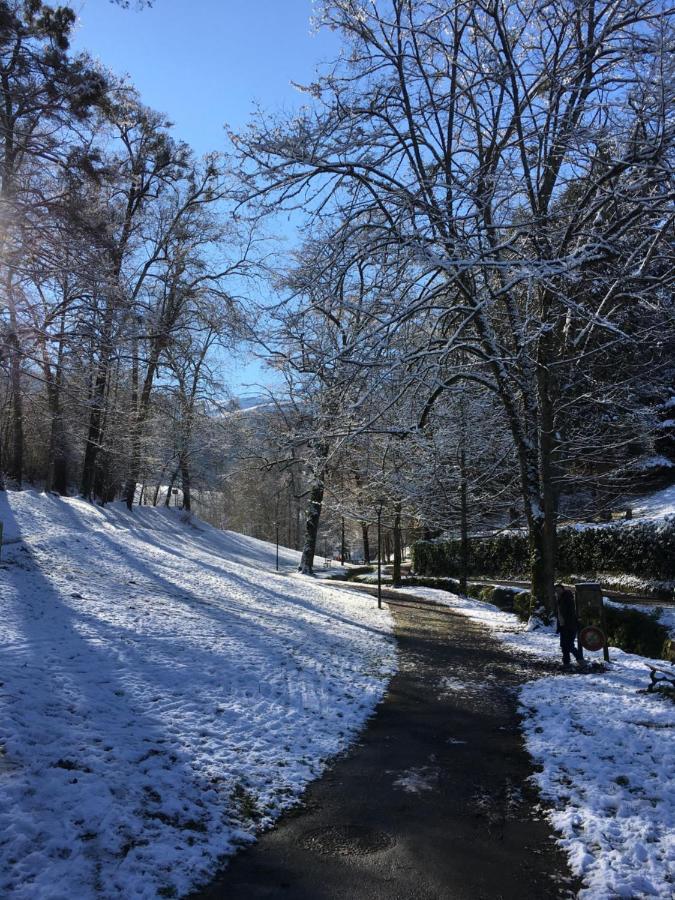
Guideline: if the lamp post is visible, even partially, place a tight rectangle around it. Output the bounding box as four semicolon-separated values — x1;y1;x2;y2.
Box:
274;490;280;572
341;516;345;565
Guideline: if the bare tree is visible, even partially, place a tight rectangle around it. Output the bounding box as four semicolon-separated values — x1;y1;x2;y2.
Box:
234;0;675;607
0;0;105;487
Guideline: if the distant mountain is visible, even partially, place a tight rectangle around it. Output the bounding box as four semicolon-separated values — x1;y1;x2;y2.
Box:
236;394;269;410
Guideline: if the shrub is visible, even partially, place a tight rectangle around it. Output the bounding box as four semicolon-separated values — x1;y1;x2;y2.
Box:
558;520;675;581
513;591;533;622
344;566;375;580
491;587;516;610
600;606;671;660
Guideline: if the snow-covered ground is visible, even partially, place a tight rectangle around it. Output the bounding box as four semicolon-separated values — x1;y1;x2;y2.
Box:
386;585;675;900
0;492;396;899
633;484;675;519
622;482;675;522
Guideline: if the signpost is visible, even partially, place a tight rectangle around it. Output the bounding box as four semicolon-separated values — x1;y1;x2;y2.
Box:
575;581;610;662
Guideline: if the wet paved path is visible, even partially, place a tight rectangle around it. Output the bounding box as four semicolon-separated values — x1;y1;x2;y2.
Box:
191;590;577;900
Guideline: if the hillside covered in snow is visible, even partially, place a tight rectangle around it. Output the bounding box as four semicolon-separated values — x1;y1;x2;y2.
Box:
0;492;395;899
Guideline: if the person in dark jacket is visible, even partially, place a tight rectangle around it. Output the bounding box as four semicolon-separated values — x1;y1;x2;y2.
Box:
555;583;583;669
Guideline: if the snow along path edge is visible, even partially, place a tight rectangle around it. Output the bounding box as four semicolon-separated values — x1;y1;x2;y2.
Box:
381;584;674;900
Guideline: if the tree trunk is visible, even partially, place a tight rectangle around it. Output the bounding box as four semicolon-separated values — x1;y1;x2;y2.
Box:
47;408;68;495
124;339;165;510
384;530;392;563
458;387;469;593
80;407;100;500
298;478;325;575
473;302;558;613
6;272;23;486
298;443;328;575
180;454;191;512
489;374;555;613
287;483;293;547
2;131;22;487
535;296;559;613
124;323;140;510
81;353;110;500
124;433;141;509
44;321;68;495
165;465;179;506
528;512;550;613
392;501;402;587
340;516;345;564
152;460;172;506
9;341;23;485
361;522;370;563
459;451;469;594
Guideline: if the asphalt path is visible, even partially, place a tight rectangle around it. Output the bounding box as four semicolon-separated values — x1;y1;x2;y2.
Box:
191;589;577;900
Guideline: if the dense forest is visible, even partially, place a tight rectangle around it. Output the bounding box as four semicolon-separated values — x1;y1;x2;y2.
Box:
1;0;674;610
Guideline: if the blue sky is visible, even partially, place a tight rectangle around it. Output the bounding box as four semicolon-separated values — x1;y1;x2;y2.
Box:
70;0;339;396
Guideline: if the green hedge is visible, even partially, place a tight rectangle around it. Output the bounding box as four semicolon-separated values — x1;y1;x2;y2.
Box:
473;585;533;622
475;590;671;658
412;518;675;581
342;566;375;581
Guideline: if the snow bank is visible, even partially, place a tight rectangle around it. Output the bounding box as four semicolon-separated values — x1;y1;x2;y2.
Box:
627;482;675;522
521;651;674;899
385;585;675;900
0;492;395;899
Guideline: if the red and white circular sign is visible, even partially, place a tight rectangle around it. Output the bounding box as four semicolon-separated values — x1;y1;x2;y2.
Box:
579;625;606;652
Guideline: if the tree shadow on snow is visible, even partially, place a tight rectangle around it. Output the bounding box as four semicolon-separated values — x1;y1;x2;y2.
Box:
0;495;245;897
